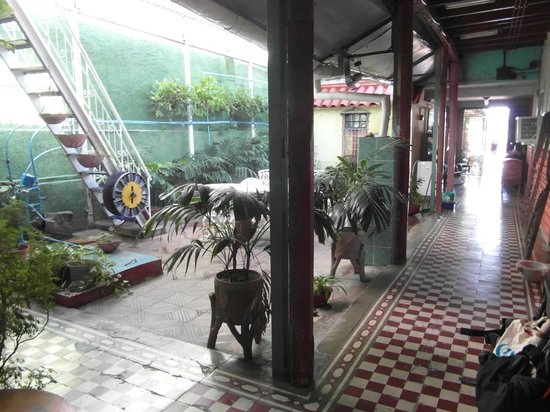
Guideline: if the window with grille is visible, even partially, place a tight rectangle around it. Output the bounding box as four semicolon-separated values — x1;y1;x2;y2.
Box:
342;112;370;158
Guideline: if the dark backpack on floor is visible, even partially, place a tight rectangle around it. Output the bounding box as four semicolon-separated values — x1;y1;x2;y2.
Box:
476;344;550;412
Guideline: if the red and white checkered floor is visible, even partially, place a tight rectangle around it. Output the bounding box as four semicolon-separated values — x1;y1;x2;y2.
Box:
17;174;542;411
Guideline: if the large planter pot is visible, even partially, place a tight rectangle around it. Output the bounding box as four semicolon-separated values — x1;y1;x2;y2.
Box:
214;269;263;325
208;269;266;360
0;389;74;412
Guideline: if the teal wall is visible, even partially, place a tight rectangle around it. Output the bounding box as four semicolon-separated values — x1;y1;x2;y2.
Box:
461;47;542;82
0;14;268;231
358;137;397;265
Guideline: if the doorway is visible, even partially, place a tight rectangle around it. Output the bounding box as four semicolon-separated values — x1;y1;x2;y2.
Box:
462;106;510;176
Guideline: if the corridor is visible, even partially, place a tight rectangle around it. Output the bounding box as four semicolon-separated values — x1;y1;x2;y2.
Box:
18;162;542;411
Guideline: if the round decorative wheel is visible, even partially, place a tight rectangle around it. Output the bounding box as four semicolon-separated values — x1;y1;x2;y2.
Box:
103;171;148;218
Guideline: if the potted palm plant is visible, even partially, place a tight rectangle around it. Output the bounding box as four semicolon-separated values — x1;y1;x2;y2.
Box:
314;140;406;281
143;183;271;360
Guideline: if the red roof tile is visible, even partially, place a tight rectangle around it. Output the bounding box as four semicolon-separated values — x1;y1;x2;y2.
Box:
314;82;392;108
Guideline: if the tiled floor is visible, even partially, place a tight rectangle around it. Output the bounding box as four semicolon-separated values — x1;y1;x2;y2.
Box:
13;159;543;411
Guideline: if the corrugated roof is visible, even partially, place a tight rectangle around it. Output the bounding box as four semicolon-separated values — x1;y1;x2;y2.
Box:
314;82;393;108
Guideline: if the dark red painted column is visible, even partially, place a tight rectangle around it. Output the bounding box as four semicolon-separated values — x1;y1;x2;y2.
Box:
446;60;459;191
391;0;413;264
268;0;315;386
435;46;448;212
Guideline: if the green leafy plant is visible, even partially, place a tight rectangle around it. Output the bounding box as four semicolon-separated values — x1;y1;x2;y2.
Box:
0;203;58;390
63;245;128;295
228;88;268;121
150;78;190;120
409;172;425;207
313;275;347;302
0;1;14;52
189;76;229;119
314;139;407;236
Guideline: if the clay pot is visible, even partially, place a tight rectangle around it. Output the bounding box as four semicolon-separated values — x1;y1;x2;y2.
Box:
76;154;104;168
214;269;263;326
39;113;68;124
97;240;121;253
57;134;87;148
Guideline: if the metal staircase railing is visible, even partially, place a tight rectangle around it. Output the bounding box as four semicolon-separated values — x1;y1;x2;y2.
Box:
0;0;150;226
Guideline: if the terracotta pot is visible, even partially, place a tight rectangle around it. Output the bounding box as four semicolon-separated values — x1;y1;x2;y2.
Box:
39;113;68;124
408;204;421;216
0;389;74;412
57;134;87;148
214;269;263;325
97;240;121;253
76;154;104;168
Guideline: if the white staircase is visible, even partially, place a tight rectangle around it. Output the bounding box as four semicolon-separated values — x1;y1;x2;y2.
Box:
0;0;151;227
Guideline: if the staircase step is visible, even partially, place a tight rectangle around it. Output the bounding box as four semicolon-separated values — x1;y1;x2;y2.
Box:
0;14;15;25
79;171;108;176
28;90;62;98
11;66;47;75
9;38;30;49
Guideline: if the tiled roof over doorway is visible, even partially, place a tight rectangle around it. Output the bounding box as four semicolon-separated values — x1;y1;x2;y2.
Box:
314;81;393;108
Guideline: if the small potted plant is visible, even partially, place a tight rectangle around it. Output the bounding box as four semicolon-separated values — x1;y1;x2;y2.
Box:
408;173;425;216
313;274;347;308
96;232;121;253
63;245;123;293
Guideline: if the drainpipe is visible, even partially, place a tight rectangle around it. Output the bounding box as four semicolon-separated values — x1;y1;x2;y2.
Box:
313;86;391;136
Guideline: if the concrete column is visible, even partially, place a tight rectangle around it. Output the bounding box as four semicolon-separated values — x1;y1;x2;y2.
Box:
268;0;315;386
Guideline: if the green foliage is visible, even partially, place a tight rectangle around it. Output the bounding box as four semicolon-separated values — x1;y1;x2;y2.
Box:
313;275;347;301
146;136;269;197
150;78;191;119
314;139;407;235
409;172;424;206
63;245;129;295
149;75;267;122
0;1;14;52
144;184;270;276
189;76;229;119
228;88;268;121
0;202;58;389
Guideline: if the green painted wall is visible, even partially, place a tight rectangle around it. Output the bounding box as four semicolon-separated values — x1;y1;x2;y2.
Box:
462;47;542;82
1;13;268;231
358;137;397;265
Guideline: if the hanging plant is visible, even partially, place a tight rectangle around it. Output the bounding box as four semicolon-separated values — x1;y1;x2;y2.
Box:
189;76;229;119
150;78;190;120
228;88;268;121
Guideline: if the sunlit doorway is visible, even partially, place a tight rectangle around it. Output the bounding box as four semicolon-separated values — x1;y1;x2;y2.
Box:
462;106;510;176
